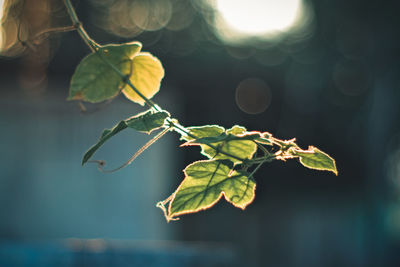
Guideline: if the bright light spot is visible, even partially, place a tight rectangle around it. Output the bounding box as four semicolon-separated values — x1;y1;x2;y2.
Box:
209;0;313;43
0;0;5;49
0;0;4;19
216;0;301;34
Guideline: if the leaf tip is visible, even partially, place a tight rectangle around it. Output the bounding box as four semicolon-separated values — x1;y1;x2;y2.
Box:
67;92;84;101
294;146;338;175
332;162;339;176
156;200;179;222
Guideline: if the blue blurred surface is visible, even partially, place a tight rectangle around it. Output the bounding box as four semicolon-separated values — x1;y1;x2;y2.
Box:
0;89;179;240
0;240;237;267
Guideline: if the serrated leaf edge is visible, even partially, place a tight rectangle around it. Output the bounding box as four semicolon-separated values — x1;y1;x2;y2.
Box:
295;146;338;175
165;159;256;221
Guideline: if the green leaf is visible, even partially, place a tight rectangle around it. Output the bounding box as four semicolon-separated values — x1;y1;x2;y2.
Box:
126;110;169;134
166;159;256;221
185;132;262;145
82;121;128;165
82;110;169;165
182;125;257;164
68;42;164;105
181;125;225;141
226;125;247;135
292;146;338;175
68;42;142;103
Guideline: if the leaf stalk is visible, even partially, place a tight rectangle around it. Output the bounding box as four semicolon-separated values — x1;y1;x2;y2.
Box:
63;0;100;52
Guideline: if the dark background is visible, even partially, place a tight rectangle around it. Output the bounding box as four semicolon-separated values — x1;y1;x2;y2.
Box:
1;0;400;266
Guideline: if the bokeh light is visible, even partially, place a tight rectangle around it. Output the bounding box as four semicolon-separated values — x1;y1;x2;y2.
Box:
235;78;271;114
90;0;192;40
104;0;144;38
165;0;194;31
385;134;400;236
0;0;24;56
333;60;370;96
131;0;172;31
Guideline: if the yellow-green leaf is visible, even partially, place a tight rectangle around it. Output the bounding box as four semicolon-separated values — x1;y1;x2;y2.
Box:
122;52;165;105
226;125;246;135
181;125;225;142
165;160;256;221
293;146;338;175
182;125;257;164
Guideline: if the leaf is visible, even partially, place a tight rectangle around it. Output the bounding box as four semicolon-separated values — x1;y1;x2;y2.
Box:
68;42;164;105
82;121;128;165
68;42;142;103
292;146;338;175
184;132;262;145
226;125;247;135
82;110;169;165
181;125;226;141
122;52;165;105
166;159;256;221
182;125;257;164
126;110;169;134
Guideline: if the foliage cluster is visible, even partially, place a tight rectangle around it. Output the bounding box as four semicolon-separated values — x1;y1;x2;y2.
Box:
29;1;338;221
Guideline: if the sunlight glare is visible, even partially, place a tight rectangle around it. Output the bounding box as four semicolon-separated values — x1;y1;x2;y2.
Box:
0;0;5;49
213;0;309;43
217;0;301;34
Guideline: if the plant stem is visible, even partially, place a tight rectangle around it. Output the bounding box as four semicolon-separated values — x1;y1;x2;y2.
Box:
98;127;171;173
256;143;271;156
20;25;77;48
250;154;276;164
63;0;100;52
63;0;247;164
248;161;265;179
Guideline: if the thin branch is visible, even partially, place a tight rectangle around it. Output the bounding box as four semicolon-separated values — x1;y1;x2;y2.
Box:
248;160;265;180
30;25;77;44
63;0;100;52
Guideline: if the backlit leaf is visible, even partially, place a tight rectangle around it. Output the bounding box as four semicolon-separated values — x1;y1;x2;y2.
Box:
126;110;169;134
122;52;165;105
166;159;256;221
226;125;246;135
292;146;338;175
182;125;257;164
68;42;142;103
185;131;264;144
181;125;225;141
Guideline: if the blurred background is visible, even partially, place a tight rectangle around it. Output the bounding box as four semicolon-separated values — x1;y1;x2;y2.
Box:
0;0;400;266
